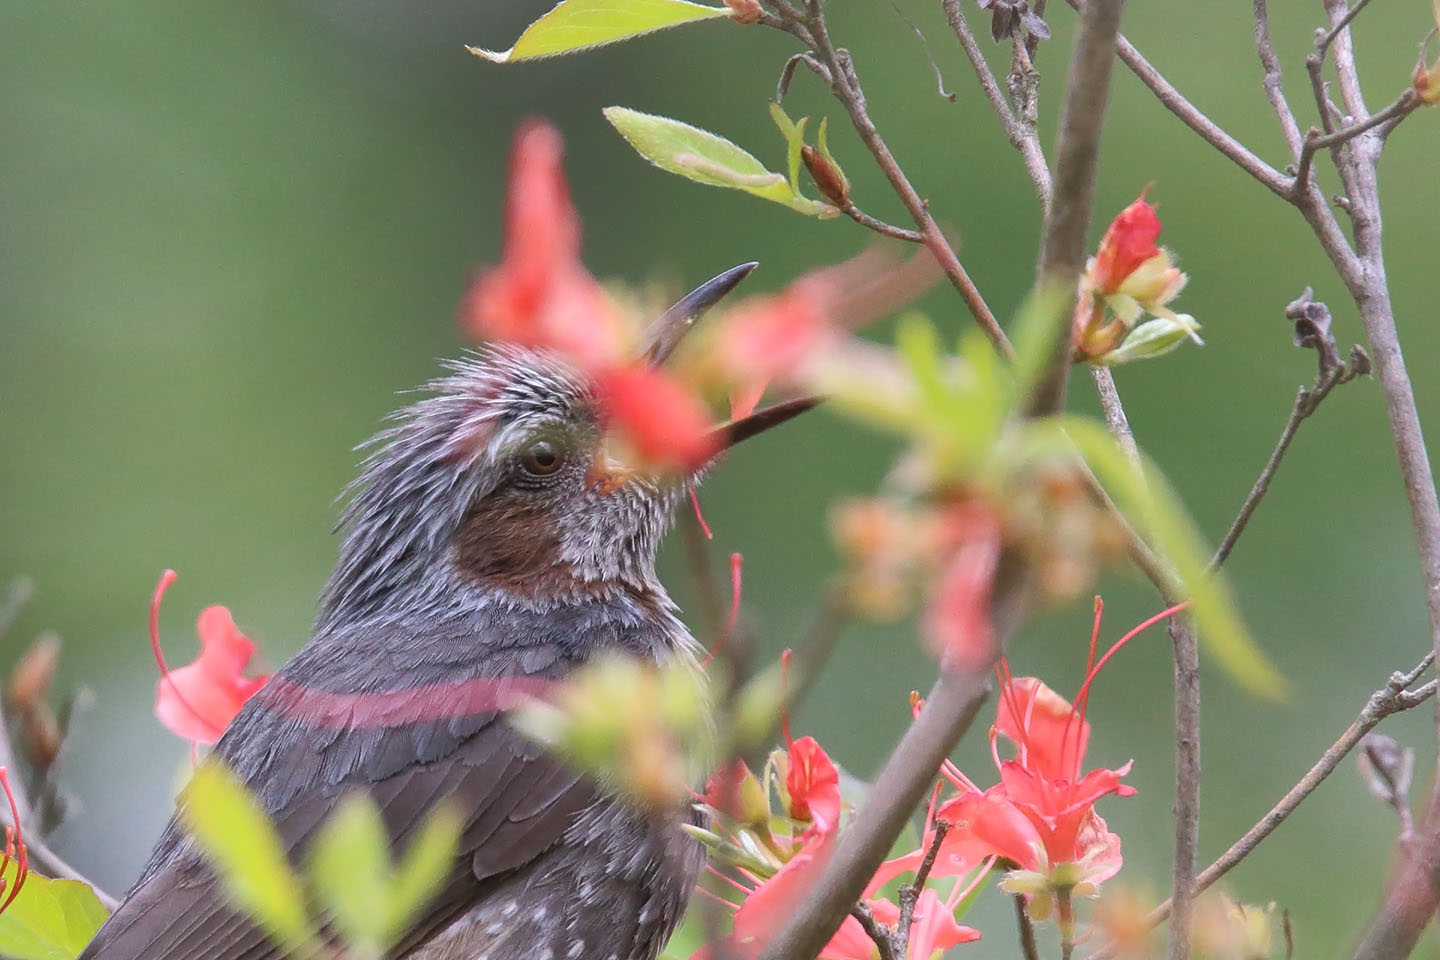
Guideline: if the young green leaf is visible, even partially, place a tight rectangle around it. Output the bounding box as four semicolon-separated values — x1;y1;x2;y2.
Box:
0;864;108;960
604;108;836;218
469;0;730;63
308;793;391;957
767;101;807;196
178;761;318;955
1039;416;1287;697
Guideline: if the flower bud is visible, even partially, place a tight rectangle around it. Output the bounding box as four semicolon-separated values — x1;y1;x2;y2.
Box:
801;145;849;206
6;632;59;715
724;0;763;23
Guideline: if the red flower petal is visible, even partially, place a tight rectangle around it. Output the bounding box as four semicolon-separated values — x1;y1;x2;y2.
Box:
460;120;626;370
154;604;269;745
786;735;841;838
1092;189;1162;294
995;676;1089;783
598;366;719;471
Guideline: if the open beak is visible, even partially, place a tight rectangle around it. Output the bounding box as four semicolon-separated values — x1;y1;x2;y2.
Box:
645;261;759;367
641;261;823;468
705;395;822;454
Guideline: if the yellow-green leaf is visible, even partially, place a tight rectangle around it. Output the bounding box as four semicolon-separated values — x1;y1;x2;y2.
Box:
605;107;836;218
308;793;391;956
0;864;108;960
1042;416;1287;698
469;0;730;63
179;761;318;954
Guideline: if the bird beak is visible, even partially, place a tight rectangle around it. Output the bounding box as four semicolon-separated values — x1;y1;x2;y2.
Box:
704;395;823;456
639;260;822;468
645;261;759;367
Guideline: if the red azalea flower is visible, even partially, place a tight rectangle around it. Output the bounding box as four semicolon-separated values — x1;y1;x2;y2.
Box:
922;508;1001;672
785;735;841;839
152;571;270;745
460;120;626;371
1090;189;1162;295
596;365;720;472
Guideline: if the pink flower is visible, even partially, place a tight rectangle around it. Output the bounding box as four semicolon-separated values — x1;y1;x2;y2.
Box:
460;120;626;370
596;366;720;472
922;507;1001;672
785;735;841;839
151;571;270;745
1089;190;1163;296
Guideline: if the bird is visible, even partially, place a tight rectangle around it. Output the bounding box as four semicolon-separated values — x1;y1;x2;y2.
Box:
79;263;815;960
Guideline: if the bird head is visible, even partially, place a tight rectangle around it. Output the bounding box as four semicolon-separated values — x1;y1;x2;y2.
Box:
318;264;814;628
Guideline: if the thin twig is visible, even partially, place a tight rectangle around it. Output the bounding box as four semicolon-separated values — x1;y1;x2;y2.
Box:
841;203;925;243
765;12;1013;356
1252;0;1304;162
939;0;1053;208
1014;893;1043;960
851;901;899;960
1295;91;1419;192
1208;362;1362;570
894;819;951;954
1316;0;1376;58
1062;1;1292;199
1027;0;1129;414
1089;652;1437;960
1168;615;1200;960
886;0;957;101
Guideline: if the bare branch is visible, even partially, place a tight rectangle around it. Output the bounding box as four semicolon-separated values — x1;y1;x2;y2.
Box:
1252;0;1304;162
1061;1;1291;199
1089;653;1437;960
764;14;1013;357
840;203;925;243
1027;0;1128;414
1015;894;1043;960
894;819;951;954
1168;616;1201;960
939;0;1053;207
850;901;898;960
1324;0;1371;121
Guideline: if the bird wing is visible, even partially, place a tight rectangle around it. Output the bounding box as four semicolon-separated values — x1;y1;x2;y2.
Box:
80;615;604;960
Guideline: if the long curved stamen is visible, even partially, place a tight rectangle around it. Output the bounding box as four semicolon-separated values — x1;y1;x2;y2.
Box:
692;883;740;913
688;485;713;540
0;769;26;915
150;570;212;741
706;863;752;897
1073;601;1192;728
1064;596;1106;781
701;553;743;669
994;658;1028;768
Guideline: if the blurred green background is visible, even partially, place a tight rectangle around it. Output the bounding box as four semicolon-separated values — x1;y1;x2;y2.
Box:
3;0;1439;952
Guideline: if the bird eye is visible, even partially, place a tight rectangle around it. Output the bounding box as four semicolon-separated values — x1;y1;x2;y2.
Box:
519;438;564;477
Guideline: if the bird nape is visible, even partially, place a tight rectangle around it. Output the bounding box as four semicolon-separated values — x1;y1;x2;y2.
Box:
79;265;816;960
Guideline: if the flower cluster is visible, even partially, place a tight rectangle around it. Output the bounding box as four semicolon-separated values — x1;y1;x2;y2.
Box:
686;721;981;960
1073;189;1201;366
461;121;936;472
687;599;1182;959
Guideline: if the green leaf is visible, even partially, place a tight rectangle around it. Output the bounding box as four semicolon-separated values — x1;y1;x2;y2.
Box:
1097;313;1203;366
767;101;806;195
1039;416;1287;698
1009;280;1072;402
604;107;836;218
388;805;463;944
308;793;391;956
179;761;318;954
469;0;730;63
0;865;108;960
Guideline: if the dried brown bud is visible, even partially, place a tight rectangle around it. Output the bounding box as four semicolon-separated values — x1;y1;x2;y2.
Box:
724;0;762;24
22;702;62;771
7;632;60;715
801;144;849;207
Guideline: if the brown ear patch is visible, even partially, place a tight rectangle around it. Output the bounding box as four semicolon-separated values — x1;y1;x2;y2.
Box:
453;490;571;592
